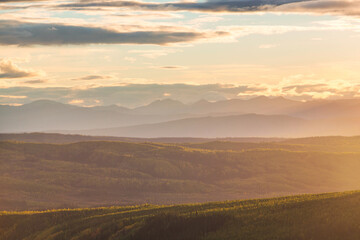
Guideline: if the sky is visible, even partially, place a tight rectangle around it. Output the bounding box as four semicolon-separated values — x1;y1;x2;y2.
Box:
1;0;360;107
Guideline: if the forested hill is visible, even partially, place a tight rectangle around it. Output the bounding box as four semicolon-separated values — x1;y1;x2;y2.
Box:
1;140;360;210
1;191;359;240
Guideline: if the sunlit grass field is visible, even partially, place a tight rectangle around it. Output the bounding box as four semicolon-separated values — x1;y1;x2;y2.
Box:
1;191;359;240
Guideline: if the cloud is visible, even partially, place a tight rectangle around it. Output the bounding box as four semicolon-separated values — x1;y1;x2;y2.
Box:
0;58;41;78
282;83;329;93
55;0;360;17
57;0;305;13
72;75;113;81
22;79;47;84
276;0;360;16
68;99;84;105
0;84;252;107
237;78;360;101
1;82;360;107
152;65;187;70
0;20;227;46
0;0;45;2
0;95;27;99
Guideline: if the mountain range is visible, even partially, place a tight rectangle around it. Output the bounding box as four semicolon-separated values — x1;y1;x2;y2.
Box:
1;96;360;137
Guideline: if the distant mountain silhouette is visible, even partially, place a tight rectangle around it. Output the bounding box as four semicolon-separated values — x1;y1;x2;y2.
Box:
133;99;187;115
131;96;302;115
2;97;360;136
289;99;360;119
0;100;193;132
71;114;310;138
91;104;131;114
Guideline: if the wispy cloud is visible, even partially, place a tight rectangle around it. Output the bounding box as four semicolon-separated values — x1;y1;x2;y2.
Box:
2;82;359;107
68;99;84;105
0;0;45;2
22;79;47;84
71;75;113;81
0;94;27;99
152;65;187;70
0;58;42;78
237;78;360;101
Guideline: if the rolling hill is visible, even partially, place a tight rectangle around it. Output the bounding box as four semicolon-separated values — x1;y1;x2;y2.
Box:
1;139;360;210
1;191;359;240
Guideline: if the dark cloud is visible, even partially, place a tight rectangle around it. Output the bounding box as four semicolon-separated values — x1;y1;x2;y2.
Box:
3;0;358;17
57;0;306;13
54;0;360;16
0;20;226;46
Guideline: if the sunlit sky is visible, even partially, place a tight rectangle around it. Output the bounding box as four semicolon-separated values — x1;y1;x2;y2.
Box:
1;0;360;107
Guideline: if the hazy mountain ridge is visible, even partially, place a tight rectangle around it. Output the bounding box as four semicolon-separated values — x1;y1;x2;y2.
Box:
0;100;197;132
2;97;360;137
73;114;309;138
61;113;360;138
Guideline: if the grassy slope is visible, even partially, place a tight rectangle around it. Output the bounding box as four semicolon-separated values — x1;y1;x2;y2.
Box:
1;140;360;210
0;191;359;240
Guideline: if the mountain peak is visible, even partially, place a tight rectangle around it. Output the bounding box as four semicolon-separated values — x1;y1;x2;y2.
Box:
147;98;185;107
92;104;130;112
192;99;210;106
133;98;187;114
22;100;71;108
248;96;270;101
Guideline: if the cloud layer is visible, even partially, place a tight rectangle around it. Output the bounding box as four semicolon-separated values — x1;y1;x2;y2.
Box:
0;20;225;46
1;82;359;107
58;0;303;13
55;0;360;16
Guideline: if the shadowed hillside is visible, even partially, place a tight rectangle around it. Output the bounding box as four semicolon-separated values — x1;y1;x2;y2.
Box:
1;191;359;240
1;139;360;210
